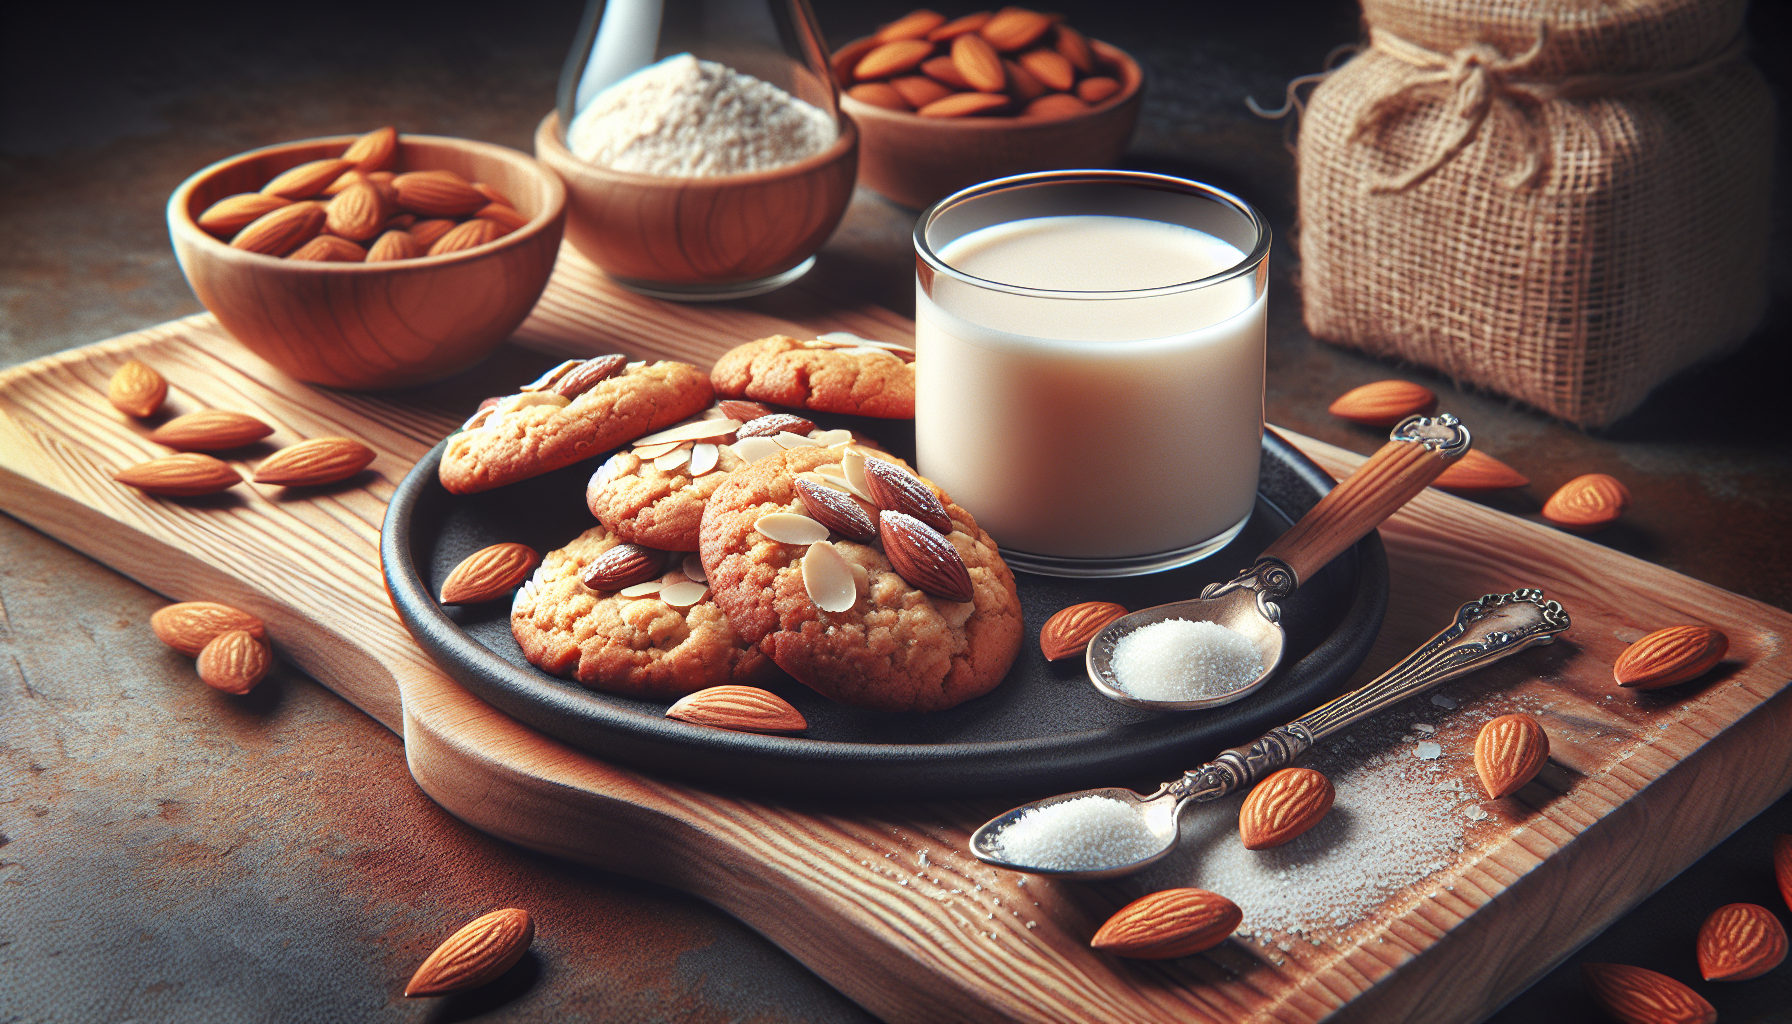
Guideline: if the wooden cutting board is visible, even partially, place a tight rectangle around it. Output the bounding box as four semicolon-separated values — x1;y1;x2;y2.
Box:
3;244;1789;1024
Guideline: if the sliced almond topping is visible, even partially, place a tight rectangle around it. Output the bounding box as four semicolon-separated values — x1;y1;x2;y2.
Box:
755;512;830;545
732;435;784;463
843;449;871;494
810;429;855;446
658;581;710;608
633;440;683;459
689;443;719;476
619;580;665;597
632;418;742;446
850;561;869;597
660;570;690;586
654;445;693;472
774;431;821;449
682;554;707;583
460;406;495;432
802;542;859;613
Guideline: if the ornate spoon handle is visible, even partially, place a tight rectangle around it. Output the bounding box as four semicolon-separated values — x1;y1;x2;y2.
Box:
1167;589;1571;803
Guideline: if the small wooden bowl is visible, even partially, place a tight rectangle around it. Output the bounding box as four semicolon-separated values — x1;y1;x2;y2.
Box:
168;134;566;390
534;112;858;294
839;39;1144;211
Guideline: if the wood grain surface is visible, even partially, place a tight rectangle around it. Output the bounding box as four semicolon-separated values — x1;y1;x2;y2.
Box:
2;243;1788;1024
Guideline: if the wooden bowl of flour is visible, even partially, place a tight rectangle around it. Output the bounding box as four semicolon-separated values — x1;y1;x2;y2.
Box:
535;111;857;295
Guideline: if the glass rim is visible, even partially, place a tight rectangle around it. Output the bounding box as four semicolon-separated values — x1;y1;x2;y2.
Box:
913;170;1272;301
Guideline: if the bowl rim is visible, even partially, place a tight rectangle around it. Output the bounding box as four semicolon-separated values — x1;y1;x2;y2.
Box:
167;131;568;271
535;109;860;188
834;37;1142;128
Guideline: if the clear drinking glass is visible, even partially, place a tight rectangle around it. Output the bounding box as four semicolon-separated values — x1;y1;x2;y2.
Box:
914;171;1271;578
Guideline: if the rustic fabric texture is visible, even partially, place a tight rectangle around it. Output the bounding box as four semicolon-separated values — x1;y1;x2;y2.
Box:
1297;0;1773;427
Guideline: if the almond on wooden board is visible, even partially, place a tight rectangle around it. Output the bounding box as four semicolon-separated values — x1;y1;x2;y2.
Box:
1541;473;1630;530
1580;963;1715;1024
150;409;275;451
230;200;326;256
1327;379;1438;427
666;685;808;734
342;125;398;172
1039;601;1128;661
1614;625;1728;689
440;543;541;605
252;437;376;486
1473;713;1549;799
196;192;293;238
107;359;167;418
196;629;271;695
1432;449;1529;493
1238;767;1333;850
405;908;534;998
1697;902;1787;981
1090;888;1241;959
152;601;267;656
113;453;242;496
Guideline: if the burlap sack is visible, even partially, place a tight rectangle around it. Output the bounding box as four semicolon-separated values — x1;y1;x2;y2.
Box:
1296;0;1773;427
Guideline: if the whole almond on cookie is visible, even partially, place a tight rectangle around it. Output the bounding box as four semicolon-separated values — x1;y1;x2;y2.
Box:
1040;601;1128;661
666;685;808;734
150;409;275;451
114;453;242;496
1433;449;1529;493
1327;380;1438;427
197;629;271;694
1474;713;1549;799
440;543;541;605
863;458;952;533
152;601;267;656
1542;473;1630;530
550;354;630;399
1091;888;1242;959
580;542;668;591
1239;767;1333;850
1580;963;1715;1024
1697;902;1787;981
406;908;534;998
1614;625;1728;689
880;511;975;602
718;400;776;422
738;413;816;439
252;437;376;486
231;201;326;256
795;479;877;542
108;359;167;418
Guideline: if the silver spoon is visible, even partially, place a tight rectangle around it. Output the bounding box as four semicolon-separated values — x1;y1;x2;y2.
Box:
1089;413;1472;711
972;588;1570;879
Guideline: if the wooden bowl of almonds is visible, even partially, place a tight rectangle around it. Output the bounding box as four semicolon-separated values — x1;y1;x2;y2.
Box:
834;8;1144;209
168;129;566;390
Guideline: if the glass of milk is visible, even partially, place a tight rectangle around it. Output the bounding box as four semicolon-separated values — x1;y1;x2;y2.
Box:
914;171;1270;577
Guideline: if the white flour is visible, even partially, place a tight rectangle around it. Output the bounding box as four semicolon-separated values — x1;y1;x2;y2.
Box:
568;54;837;176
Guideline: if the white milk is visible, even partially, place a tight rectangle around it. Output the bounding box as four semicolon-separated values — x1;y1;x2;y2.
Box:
916;214;1265;561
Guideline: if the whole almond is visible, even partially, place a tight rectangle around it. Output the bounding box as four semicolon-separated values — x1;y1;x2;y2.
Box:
718;400;776;422
319;169;369;197
197;629;271;695
1239;767;1334;850
440;543;541;604
738;413;817;439
1076;76;1121;104
874;9;947;43
152;601;267;656
1327;380;1438;427
288;235;367;262
1580;963;1715;1024
581;542;668;591
1474;713;1549;799
847;82;912;111
1697;902;1787;981
342;126;398;172
406;908;534;998
366;229;423;263
428;218;503;256
1614;625;1728;689
1054;23;1096;73
1542;473;1630;530
952;34;1007;92
1433;449;1530;493
262;158;355;200
920;55;973;90
231;201;327;256
856;39;934;81
150;409;275;451
324;181;386;241
252;437;376;486
795;478;877;542
1773;834;1792;913
108;359;168;418
384;213;416;230
1090;888;1242;959
666;685;808;734
409;219;457;249
980;7;1056;52
114;453;242;496
891;74;955;108
928;11;994;41
1016;47;1074;92
1022;93;1088;119
1039;601;1129;661
552;354;630;399
393;170;488;217
197;192;293;238
831;36;882;86
1003;59;1047;102
879;510;975;602
474;202;530;233
863;458;953;533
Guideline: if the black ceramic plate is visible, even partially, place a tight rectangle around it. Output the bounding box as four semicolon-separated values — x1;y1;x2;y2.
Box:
381;423;1387;798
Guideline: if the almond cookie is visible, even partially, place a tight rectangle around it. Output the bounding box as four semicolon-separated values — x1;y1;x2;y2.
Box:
511;526;772;698
710;334;915;419
698;446;1021;712
439;358;713;494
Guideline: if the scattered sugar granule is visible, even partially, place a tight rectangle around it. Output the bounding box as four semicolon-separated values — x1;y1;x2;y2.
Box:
990;795;1164;872
1415;741;1442;760
1111;618;1261;701
1466;806;1489;821
1431;694;1458;709
568;54;837;176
